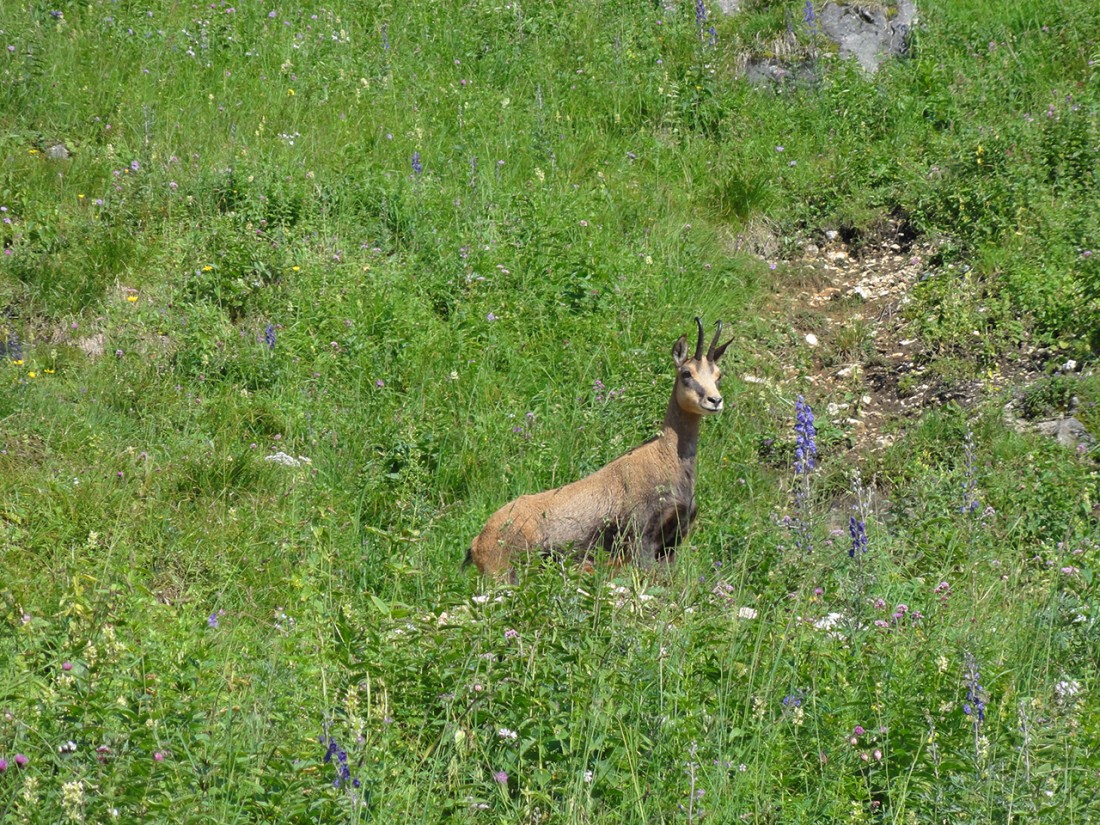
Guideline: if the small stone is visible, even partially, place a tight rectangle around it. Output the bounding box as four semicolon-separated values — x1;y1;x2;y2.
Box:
825;229;839;242
45;142;70;160
804;243;820;257
805;333;819;347
1036;417;1093;450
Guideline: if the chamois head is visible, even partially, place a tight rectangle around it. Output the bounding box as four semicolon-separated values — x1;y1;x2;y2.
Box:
671;318;732;416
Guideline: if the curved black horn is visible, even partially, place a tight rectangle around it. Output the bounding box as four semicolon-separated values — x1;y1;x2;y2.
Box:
694;317;705;360
707;320;723;361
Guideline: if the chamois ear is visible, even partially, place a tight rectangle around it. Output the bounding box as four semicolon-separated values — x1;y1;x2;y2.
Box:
712;337;733;363
672;334;689;367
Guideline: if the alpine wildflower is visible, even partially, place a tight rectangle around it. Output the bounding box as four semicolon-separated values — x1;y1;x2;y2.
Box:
321;735;360;789
960;424;981;514
963;652;986;724
848;514;867;557
791;395;817;556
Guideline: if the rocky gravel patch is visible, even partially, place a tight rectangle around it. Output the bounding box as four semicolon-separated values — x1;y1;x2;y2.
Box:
748;221;1095;457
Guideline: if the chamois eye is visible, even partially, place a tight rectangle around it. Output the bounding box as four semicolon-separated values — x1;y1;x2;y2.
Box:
681;370;692;381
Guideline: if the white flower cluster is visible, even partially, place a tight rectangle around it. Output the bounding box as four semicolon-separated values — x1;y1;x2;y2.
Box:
264;451;312;467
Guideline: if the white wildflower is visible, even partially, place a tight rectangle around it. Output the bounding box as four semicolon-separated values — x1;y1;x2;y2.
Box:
264;451;311;467
61;779;84;822
1054;680;1082;702
813;612;844;630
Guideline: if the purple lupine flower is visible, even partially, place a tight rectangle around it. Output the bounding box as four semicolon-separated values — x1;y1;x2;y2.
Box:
960;425;981;514
848;515;867;557
207;612;219;629
789;395;818;556
321;735;358;789
695;0;707;28
264;323;276;350
793;395;817;474
411;151;423;175
963;652;986;723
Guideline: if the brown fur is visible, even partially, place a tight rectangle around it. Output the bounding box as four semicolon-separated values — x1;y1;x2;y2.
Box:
469;319;731;577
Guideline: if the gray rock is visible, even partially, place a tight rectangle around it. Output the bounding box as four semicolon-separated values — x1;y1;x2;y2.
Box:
714;0;741;13
44;142;70;160
819;0;917;73
745;57;818;88
1035;417;1094;451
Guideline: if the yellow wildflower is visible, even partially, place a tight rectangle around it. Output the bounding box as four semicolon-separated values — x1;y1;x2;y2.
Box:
127;294;138;303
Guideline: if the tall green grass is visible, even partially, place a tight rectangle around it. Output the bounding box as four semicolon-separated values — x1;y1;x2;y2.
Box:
1;0;1098;821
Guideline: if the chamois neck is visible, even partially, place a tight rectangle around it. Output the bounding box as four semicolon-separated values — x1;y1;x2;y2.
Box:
662;391;702;461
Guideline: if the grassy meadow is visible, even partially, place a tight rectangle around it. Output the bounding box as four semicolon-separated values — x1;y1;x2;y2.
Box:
1;0;1099;821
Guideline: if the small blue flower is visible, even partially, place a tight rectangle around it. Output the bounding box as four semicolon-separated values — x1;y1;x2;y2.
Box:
411;152;423;176
264;323;276;351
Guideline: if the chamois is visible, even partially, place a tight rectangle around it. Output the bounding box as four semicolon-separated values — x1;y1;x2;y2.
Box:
468;318;731;576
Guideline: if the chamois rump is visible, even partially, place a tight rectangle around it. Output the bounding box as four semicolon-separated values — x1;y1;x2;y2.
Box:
468;318;731;576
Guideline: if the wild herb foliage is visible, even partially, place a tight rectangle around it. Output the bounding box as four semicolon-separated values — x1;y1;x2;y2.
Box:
1;0;1099;822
